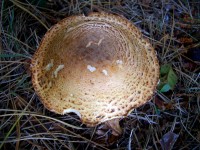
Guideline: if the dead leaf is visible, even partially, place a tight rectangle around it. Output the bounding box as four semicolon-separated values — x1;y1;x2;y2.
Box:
179;37;193;44
105;118;122;136
155;96;174;110
160;131;179;150
94;118;122;146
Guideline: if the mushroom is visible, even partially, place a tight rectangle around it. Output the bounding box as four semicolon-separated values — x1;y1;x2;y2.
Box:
31;12;159;127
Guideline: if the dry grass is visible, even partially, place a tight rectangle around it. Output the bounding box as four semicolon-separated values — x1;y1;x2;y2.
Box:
0;0;200;149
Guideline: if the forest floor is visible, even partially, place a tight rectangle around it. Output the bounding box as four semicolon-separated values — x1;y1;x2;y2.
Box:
0;0;200;150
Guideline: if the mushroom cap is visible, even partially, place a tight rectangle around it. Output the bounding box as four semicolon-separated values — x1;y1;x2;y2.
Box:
31;12;159;126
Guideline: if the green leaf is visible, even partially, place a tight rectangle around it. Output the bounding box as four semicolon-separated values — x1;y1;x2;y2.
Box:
160;64;171;75
158;64;178;92
160;75;167;82
167;68;178;89
160;83;171;92
157;81;165;90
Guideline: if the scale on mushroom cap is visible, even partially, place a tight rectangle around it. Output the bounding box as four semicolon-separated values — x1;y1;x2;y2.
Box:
31;12;159;129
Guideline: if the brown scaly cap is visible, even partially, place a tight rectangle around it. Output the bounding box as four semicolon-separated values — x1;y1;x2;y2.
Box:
31;12;159;126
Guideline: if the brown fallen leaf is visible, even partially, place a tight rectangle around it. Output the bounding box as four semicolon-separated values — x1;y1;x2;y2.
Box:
105;118;122;136
94;118;122;146
155;96;174;110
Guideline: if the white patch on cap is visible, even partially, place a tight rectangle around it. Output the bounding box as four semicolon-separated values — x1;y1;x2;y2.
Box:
45;59;54;71
102;69;108;76
97;38;104;46
86;41;93;48
63;109;81;118
50;109;56;113
86;38;104;48
157;79;160;85
87;65;96;72
70;94;74;97
53;64;64;78
116;60;123;65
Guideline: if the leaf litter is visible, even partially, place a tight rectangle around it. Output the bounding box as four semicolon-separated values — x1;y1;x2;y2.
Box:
1;0;200;149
